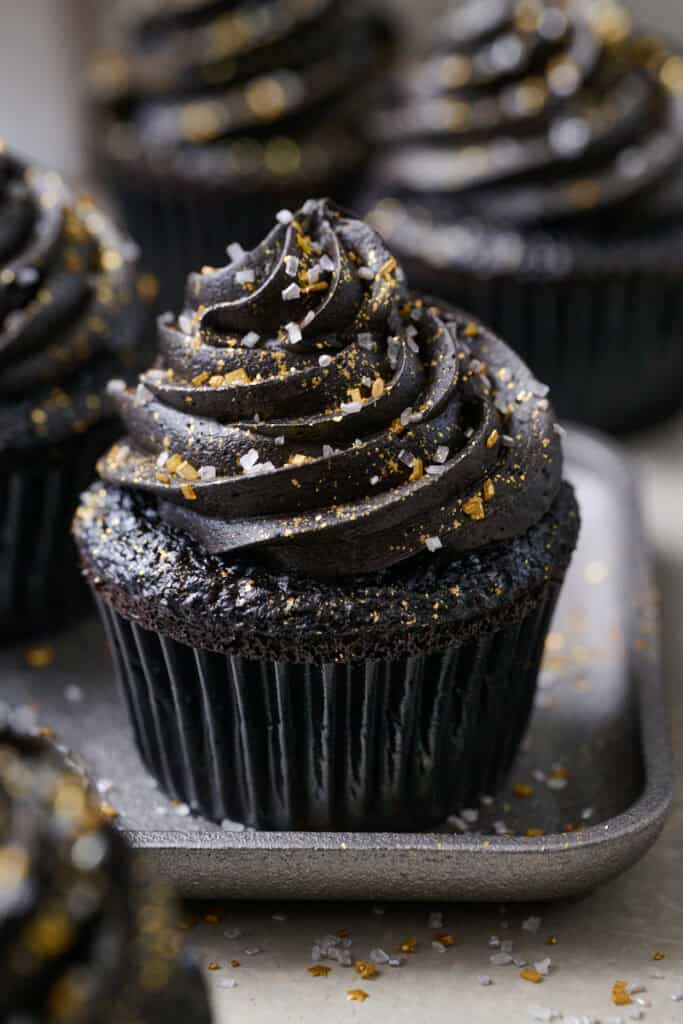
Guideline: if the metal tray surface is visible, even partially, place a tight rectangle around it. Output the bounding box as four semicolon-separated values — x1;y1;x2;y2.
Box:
1;428;672;902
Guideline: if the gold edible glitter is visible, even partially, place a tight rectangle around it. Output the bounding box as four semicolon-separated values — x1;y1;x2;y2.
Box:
308;965;331;977
24;644;55;669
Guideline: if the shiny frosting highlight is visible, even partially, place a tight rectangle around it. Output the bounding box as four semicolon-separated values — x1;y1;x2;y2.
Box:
98;199;563;577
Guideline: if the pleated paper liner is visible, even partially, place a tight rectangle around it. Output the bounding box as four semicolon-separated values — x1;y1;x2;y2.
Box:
102;165;363;313
0;422;118;642
95;583;560;832
403;257;683;434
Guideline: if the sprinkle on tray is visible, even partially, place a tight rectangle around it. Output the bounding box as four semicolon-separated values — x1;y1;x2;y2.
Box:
612;981;632;1006
512;783;534;798
347;989;369;1003
486;429;500;449
545;936;558;946
520;968;544;984
355;960;377;980
308;965;331;977
527;828;545;837
653;951;665;960
433;932;456;947
399;938;417;954
181;484;198;501
207;962;222;971
464;322;479;337
230;960;240;969
24;645;55;669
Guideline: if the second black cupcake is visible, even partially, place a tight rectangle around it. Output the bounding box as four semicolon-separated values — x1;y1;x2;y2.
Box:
365;0;683;433
89;0;393;308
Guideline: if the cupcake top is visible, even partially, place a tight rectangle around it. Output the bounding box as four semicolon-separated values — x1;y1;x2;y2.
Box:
0;146;152;462
369;0;683;268
0;724;209;1023
93;198;563;578
90;0;391;188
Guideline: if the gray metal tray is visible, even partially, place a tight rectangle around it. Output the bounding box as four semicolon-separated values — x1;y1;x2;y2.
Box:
2;428;672;902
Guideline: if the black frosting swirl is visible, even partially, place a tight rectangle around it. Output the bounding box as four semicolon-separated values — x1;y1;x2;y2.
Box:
91;0;391;186
371;0;683;229
97;198;563;577
0;147;151;461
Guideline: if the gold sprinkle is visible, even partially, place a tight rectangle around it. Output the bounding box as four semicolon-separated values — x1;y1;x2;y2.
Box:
546;936;558;946
483;479;495;502
612;981;632;1006
137;272;159;302
288;453;313;467
204;911;223;925
568;179;601;210
100;248;123;272
520;968;543;984
224;368;250;385
399;938;417;954
308;965;331;977
464;322;479;337
230;960;240;969
24;913;74;958
653;951;665;961
31;408;48;426
486;430;499;449
24;644;55;669
526;828;545;837
192;371;211;386
207;962;222;971
433;932;456;947
408;458;424;482
355;960;377;980
462;495;485;521
512;783;533;798
371;377;385;399
181;484;198;501
550;766;569;781
347;989;369;1002
336;928;352;939
176;460;200;482
99;802;119;819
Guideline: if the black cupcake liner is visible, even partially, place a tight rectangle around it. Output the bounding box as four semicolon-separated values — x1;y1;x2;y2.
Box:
406;259;683;434
102;165;363;313
95;583;560;831
0;424;118;642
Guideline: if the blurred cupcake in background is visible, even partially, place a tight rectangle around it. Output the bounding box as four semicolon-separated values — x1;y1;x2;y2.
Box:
0;721;211;1022
0;146;154;641
365;0;683;433
88;0;393;308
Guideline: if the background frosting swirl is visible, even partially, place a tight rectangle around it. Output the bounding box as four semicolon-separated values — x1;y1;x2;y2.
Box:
99;198;563;576
91;0;390;186
371;0;683;229
0;148;149;457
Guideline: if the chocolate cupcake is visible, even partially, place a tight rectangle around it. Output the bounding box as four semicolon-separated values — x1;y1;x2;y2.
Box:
365;0;683;433
0;147;154;641
89;0;393;309
74;199;579;831
0;723;211;1023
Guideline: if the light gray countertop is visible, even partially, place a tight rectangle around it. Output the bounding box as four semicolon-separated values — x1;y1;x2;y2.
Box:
184;417;683;1024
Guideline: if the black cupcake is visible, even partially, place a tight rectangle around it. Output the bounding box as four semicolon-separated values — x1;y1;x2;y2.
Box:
74;199;579;831
0;147;154;641
89;0;393;309
0;723;212;1023
365;0;683;433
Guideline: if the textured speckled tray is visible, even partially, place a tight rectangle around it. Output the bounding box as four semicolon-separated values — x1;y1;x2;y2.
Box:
2;428;672;902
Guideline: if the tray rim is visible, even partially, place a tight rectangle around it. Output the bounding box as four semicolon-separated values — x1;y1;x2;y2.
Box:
116;427;673;880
